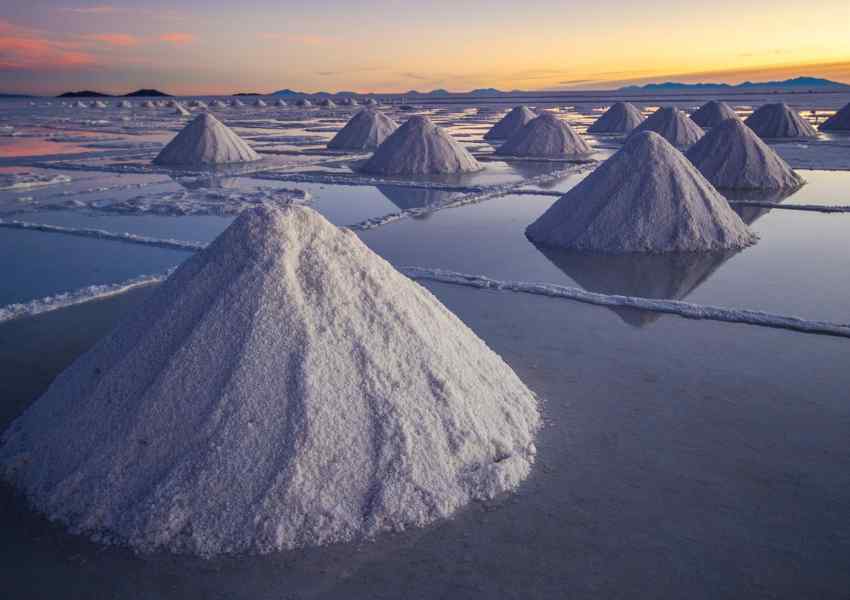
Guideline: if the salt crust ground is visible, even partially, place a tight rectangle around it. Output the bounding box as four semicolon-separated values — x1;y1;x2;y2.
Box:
0;205;539;557
526;131;756;252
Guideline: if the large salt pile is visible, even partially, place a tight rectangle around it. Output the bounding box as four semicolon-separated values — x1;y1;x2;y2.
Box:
628;106;704;147
819;102;850;131
496;112;591;158
153;112;261;166
483;105;537;140
526;131;756;252
360;115;482;175
328;108;399;150
686;118;804;190
587;102;644;134
0;205;539;557
689;100;738;128
744;102;817;138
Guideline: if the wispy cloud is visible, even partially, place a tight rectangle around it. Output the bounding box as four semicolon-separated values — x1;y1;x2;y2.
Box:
86;33;139;47
259;32;334;46
159;32;195;45
0;19;96;70
60;5;116;15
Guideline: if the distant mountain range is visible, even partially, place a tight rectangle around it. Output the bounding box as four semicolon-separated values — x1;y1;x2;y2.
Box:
58;89;171;98
620;76;850;92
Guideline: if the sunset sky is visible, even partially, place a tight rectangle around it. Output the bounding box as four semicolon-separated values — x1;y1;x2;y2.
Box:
2;0;849;95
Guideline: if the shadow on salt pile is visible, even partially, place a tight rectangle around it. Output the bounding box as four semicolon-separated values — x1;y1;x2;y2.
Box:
533;244;739;327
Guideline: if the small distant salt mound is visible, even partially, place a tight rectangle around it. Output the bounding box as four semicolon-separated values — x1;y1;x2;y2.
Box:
231;99;245;108
174;103;191;117
296;98;313;107
629;106;704;147
0;205;539;557
686;118;804;190
328;108;399;150
118;100;132;109
141;100;156;109
254;98;267;107
744;102;817;139
319;98;337;108
819;102;850;131
190;100;208;109
484;105;537;140
274;99;287;107
153;112;261;166
365;98;378;107
92;100;108;109
210;99;228;109
348;98;359;106
361;115;482;175
526;131;755;253
74;101;87;109
496;112;591;158
587;102;644;134
689;101;738;128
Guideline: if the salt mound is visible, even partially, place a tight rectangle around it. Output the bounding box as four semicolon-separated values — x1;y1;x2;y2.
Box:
153;112;261;166
174;103;191;117
118;100;132;109
360;115;482;175
628;106;704;147
0;205;539;557
296;98;313;107
484;106;537;140
526;131;755;252
275;99;287;107
319;99;336;108
587;102;644;134
254;99;267;107
141;101;156;109
819;102;850;131
686;118;804;190
190;100;207;109
328;108;399;150
744;103;817;138
210;100;228;109
365;98;378;106
689;100;738;128
231;99;245;108
74;101;87;109
496;112;591;158
93;100;108;109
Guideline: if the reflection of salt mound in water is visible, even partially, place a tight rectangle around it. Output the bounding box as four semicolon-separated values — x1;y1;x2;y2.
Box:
361;116;482;175
296;98;313;107
497;112;591;157
686;118;804;190
0;205;539;557
629;106;704;147
587;102;644;134
153;112;261;166
689;100;738;128
484;106;537;140
819;102;850;131
376;184;455;217
328;109;399;150
744;103;817;139
526;131;756;252
536;244;736;326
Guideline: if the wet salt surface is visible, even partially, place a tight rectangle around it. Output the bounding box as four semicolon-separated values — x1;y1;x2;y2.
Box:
1;281;848;599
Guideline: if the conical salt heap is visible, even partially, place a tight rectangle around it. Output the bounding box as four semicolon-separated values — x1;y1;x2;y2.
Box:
296;98;313;107
190;100;208;109
628;106;704;147
93;100;108;109
689;100;738;128
819;102;850;131
0;205;539;557
319;98;337;108
275;99;288;107
209;99;227;109
484;105;537;140
254;98;267;107
118;100;132;109
153;112;261;167
328;108;399;150
526;131;756;253
587;102;644;134
74;101;87;108
365;98;378;107
141;100;156;109
744;102;817;139
686;118;804;190
174;103;191;117
361;115;482;175
231;99;245;108
496;112;591;158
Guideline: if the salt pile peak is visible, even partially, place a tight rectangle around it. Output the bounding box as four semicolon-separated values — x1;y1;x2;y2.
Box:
819;102;850;131
328;108;399;150
0;205;539;557
686;118;804;190
526;131;756;253
629;106;704;147
496;112;591;158
484;105;537;140
587;102;644;134
153;112;261;166
744;102;817;139
689;100;738;128
361;115;482;175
